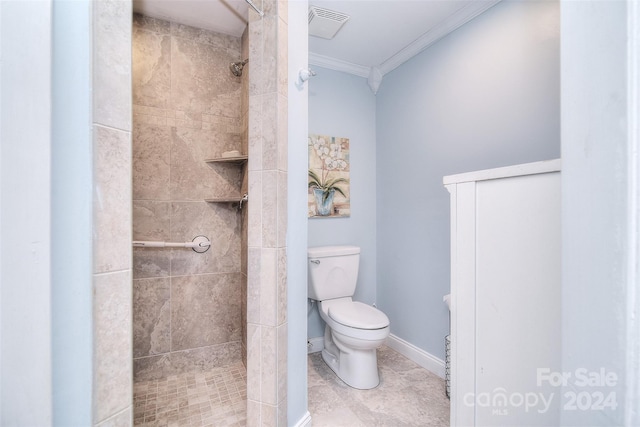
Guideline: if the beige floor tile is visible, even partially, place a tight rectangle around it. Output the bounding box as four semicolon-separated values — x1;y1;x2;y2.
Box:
308;345;450;427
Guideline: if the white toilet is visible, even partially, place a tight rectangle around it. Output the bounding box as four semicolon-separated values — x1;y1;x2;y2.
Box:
308;245;390;389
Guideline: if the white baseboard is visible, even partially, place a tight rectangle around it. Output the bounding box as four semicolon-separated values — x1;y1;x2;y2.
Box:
307;336;324;353
292;411;312;427
386;334;446;379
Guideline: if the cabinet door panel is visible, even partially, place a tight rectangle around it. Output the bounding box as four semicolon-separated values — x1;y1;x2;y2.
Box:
474;172;561;426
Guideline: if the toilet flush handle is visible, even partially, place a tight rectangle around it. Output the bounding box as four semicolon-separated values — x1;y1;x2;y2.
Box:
310;259;320;265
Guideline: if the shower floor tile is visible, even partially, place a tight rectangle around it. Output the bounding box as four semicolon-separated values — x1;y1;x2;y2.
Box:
133;362;247;427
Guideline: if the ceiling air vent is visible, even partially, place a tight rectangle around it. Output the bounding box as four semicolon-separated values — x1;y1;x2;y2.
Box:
308;5;350;40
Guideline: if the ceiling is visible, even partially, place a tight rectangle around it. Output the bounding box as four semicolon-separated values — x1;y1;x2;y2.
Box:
132;0;500;85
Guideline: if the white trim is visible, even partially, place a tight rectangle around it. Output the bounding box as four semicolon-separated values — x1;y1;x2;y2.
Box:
385;334;446;379
308;52;370;78
308;1;501;80
291;411;312;427
443;158;561;186
626;1;640;425
307;336;324;354
378;0;501;75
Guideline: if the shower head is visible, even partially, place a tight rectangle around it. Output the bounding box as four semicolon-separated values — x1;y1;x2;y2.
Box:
230;59;249;77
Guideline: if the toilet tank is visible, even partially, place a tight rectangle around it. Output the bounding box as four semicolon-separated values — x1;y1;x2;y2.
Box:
308;245;360;301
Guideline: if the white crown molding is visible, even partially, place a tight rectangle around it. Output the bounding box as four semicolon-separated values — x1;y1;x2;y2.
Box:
308;52;370;78
308;0;502;80
378;0;502;75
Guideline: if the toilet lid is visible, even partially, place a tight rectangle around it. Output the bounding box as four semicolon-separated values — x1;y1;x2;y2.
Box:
327;301;389;330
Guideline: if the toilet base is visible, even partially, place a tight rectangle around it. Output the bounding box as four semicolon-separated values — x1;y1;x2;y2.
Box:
321;326;382;390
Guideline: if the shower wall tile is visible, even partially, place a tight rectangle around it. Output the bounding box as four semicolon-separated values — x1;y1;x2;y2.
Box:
132;123;171;200
133;13;244;382
132;25;170;109
201;91;244;120
248;172;263;248
261;403;278;427
169;202;240;275
170;127;243;200
248;95;263;171
277;94;288;172
277;248;287;325
171;22;241;53
246;323;261;401
241;206;249;272
277;322;287;403
170;36;241;116
277;18;287;98
132;247;170;279
262;16;278;95
95;408;132;427
93;270;132;424
93;125;132;274
248;20;264;96
241;272;248;366
247;1;288;423
260;325;277;405
277;171;287;248
247;247;261;324
262;93;278;170
168;340;241;373
133;13;170;35
262;0;278;19
92;4;132;425
171;273;242;351
132;200;170;241
133;341;241;382
278;0;288;24
133;278;171;358
260;248;277;327
93;0;132;131
262;171;278;248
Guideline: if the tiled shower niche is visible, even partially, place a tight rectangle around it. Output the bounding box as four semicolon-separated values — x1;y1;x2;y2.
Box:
131;13;248;383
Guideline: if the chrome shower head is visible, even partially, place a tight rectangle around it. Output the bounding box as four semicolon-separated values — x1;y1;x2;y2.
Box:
230;59;249;77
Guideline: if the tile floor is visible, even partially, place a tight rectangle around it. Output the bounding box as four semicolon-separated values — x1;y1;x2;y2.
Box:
133;362;247;427
133;345;449;427
308;345;450;426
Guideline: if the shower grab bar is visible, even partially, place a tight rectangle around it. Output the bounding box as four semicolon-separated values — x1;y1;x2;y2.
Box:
132;235;211;253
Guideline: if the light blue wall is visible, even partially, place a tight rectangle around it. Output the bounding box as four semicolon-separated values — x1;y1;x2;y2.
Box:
560;1;637;424
308;67;377;338
51;1;94;424
1;1;55;423
287;0;310;424
376;0;560;359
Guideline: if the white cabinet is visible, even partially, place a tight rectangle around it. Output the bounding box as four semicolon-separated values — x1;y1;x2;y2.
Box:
444;160;561;426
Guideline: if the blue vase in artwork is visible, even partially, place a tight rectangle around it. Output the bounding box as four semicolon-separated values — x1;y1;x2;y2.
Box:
313;188;335;216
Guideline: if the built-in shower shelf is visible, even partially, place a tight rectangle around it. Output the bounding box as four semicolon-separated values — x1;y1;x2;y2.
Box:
204;155;248;165
205;196;244;203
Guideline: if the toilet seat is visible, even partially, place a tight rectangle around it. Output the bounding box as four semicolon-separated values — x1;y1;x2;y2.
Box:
324;299;389;330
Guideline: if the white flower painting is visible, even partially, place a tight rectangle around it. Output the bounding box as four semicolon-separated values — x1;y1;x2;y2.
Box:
308;134;351;218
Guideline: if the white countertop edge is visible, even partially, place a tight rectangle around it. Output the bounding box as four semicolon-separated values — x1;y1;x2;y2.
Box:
443;158;561;186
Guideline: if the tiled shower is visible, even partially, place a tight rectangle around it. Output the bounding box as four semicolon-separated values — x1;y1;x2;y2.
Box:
131;9;249;411
130;1;288;424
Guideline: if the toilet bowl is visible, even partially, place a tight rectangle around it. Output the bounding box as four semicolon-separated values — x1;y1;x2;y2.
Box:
319;297;390;389
308;246;390;389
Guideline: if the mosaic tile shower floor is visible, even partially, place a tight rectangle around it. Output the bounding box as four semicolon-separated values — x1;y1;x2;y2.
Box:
133;362;247;427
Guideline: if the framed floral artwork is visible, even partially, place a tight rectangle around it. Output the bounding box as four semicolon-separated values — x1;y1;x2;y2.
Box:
308;134;350;218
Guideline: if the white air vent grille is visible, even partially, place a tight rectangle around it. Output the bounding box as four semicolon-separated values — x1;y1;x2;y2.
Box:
308;5;350;40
